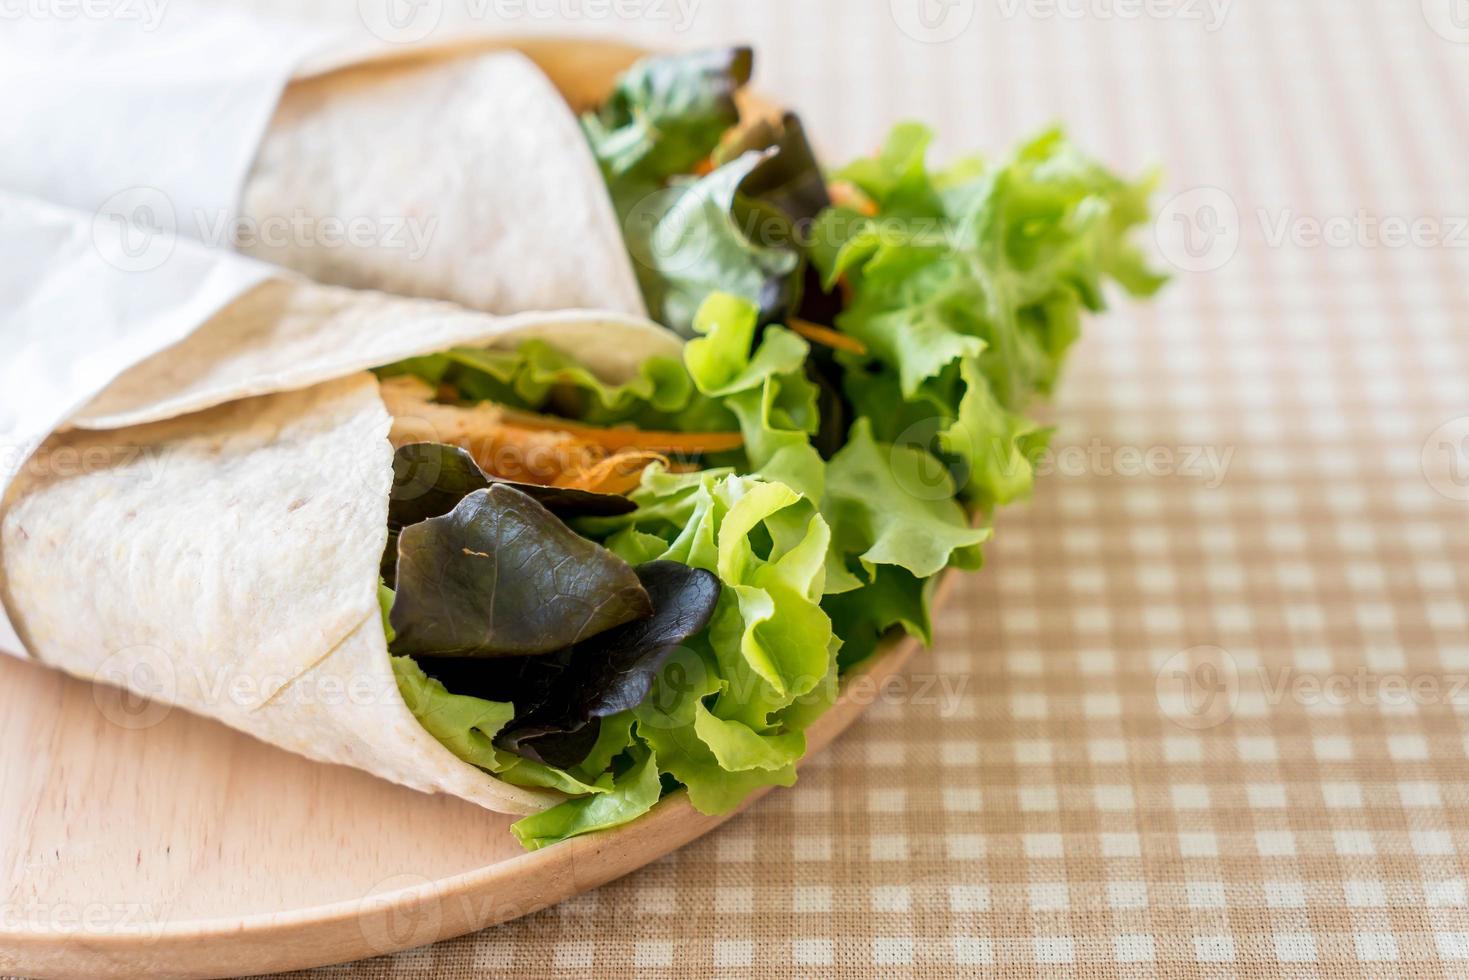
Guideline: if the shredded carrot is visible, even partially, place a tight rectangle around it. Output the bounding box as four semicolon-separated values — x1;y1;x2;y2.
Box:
554;451;667;496
789;317;868;356
692;155;717;177
827;181;878;217
499;408;744;454
379;375;745;495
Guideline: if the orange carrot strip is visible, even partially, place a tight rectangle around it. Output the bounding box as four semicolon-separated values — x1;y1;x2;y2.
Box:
500;409;745;454
555;451;667;495
827;181;878;217
788;317;868;356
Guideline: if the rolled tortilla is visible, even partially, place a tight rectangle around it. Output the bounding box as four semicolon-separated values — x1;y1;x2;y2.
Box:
240;45;646;318
73;277;680;432
1;279;682;815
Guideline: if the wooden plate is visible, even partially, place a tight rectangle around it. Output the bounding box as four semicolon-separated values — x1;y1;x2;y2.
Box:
0;602;932;979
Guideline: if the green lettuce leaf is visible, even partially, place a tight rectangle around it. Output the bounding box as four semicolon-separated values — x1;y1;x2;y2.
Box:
814;123;1164;508
583;50;821;337
589;470;835;813
391;656;513;771
378;340;694;430
825;418;989;580
683;292;825;501
621;150;801;337
511;742;663;850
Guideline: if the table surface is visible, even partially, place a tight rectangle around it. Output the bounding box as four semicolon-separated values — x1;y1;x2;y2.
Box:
75;0;1469;976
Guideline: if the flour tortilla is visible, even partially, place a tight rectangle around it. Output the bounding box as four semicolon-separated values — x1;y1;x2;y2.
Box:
2;279;683;815
74;277;681;432
240;45;646;318
238;39;782;323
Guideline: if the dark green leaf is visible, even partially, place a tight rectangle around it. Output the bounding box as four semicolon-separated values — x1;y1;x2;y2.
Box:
721;113;832;236
415;560;720;769
389;442;635;528
582;47;753;184
389;485;652;658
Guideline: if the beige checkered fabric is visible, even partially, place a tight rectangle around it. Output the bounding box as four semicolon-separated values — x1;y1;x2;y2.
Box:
206;0;1469;975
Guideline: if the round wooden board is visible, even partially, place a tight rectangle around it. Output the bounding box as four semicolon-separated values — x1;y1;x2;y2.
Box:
0;604;932;980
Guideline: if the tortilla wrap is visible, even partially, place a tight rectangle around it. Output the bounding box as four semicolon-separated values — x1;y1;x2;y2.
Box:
0;279;682;815
240;44;647;318
239;38;782;320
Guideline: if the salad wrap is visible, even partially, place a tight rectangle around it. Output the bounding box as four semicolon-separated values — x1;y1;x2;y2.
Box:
1;281;684;816
0;41;1164;847
240;40;649;317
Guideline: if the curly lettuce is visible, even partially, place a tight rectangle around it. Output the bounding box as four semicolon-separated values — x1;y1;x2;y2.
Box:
813;124;1165;508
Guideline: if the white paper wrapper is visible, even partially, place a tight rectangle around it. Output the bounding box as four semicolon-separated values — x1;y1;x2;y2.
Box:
0;11;334;238
0;191;278;654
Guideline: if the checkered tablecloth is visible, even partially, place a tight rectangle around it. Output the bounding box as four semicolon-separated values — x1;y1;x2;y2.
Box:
196;0;1469;975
